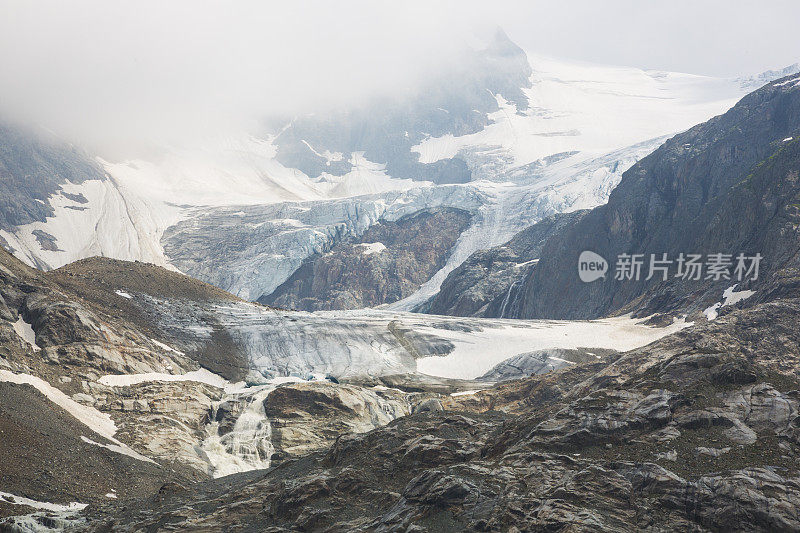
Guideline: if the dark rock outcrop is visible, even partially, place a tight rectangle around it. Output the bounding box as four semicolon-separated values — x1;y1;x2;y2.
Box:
262;208;472;311
427;210;587;317
84;298;800;532
0;121;107;235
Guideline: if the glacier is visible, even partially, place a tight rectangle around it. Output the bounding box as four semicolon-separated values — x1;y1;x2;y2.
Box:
138;290;688;382
2;44;796;309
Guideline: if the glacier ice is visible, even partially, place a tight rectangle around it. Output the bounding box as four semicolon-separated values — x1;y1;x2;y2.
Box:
4;55;792;308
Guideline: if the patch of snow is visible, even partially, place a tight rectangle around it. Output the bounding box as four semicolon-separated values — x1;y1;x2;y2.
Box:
450;390;484;397
703;303;721;321
114;289;133;299
704;285;756;321
96;367;321;394
300;139;344;166
775;75;800;87
721;285;756;307
104;493;117;499
0;491;86;512
12;316;39;351
80;435;157;465
150;339;185;356
98;368;249;394
269;375;314;385
358;242;387;255
415;315;690;380
784;137;794;142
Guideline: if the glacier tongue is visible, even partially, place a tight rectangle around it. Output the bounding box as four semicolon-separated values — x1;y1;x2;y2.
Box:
161;185;488;301
143;290;687;385
386;138;665;311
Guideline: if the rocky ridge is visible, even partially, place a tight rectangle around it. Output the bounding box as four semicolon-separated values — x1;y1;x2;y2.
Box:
0;248;448;528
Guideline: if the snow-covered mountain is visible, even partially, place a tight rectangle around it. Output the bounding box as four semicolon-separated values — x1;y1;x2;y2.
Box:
1;31;795;308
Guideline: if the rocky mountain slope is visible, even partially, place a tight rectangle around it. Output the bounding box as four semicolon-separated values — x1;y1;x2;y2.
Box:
0;243;676;530
0;248;437;528
508;72;800;320
80;296;800;532
426;210;586;316
55;69;800;533
0;248;220;525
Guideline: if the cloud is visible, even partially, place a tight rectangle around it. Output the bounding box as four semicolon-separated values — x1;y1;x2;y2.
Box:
0;0;797;157
0;1;485;153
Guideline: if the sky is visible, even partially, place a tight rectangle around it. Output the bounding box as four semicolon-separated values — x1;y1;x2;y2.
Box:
501;1;800;77
0;0;798;155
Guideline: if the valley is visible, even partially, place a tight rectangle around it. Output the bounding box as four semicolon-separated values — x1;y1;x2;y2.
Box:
0;14;798;532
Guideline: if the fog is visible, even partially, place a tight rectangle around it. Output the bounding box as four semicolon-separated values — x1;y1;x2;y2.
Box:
0;0;798;157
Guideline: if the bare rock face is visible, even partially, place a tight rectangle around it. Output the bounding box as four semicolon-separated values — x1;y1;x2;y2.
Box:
48;256;250;381
262;208;472;311
95;380;226;475
0;249;242;515
85;299;800;532
0;245;458;525
263;381;412;460
478;347;618;382
427;210;586;317
515;75;800;320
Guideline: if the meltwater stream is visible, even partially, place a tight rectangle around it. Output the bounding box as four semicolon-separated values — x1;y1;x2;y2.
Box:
201;386;276;478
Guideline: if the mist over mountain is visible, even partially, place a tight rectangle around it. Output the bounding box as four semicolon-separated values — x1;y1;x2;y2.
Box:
2;3;800;532
3;27;790;308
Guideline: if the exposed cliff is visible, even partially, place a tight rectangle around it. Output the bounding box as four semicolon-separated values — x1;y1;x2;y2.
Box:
262;208;472;311
427;210;586;316
514;73;800;320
